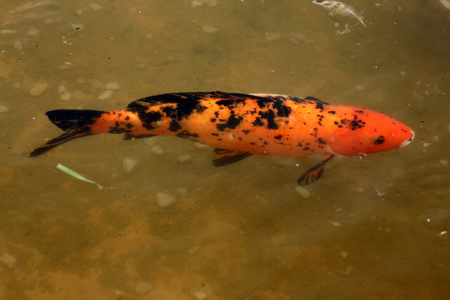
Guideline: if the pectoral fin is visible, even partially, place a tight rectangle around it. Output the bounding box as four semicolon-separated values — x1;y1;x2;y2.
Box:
297;154;335;185
212;148;252;167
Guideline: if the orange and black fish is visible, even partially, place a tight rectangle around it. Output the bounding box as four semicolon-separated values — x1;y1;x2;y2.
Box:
30;91;414;185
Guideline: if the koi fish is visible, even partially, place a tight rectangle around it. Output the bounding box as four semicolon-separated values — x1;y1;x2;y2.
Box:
30;91;414;185
312;0;366;27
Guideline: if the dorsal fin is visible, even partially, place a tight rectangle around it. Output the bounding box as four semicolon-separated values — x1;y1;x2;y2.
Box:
127;91;224;110
126;91;268;110
212;148;252;167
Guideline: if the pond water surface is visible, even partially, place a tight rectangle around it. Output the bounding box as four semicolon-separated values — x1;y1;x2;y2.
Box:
0;0;449;299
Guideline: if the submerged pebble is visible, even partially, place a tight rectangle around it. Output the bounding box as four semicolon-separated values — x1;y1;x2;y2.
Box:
177;188;189;197
187;245;199;255
295;186;311;198
14;40;22;50
178;154;192;162
58;84;67;94
71;24;84;31
157;192;175;207
191;0;216;8
0;253;17;270
29;82;49;96
122;157;136;174
202;25;218;33
105;82;120;90
98;89;114;100
0;29;17;37
265;32;281;41
89;2;103;11
57;62;73;70
59;92;71;101
0;105;9;113
26;27;39;37
134;281;152;295
144;138;157;147
151;145;164;155
15;2;34;13
194;290;207;299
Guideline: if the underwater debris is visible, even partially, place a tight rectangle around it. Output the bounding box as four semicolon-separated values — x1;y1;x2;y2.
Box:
56;163;103;189
312;0;366;27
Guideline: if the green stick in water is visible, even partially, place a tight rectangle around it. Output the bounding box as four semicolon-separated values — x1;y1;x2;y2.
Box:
56;163;103;189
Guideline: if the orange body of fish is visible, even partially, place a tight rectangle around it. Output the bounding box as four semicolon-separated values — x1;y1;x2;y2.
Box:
30;91;414;185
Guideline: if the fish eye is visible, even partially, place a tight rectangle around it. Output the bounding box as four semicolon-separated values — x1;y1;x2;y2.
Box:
374;135;385;145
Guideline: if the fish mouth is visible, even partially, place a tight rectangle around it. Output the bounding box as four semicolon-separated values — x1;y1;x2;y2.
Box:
399;129;415;147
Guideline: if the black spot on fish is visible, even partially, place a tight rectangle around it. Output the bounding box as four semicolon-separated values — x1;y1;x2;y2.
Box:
313;128;318;137
355;110;364;114
137;111;162;130
274;135;283;140
169;119;182;132
211;133;219;136
258;109;278;130
328;111;336;114
216;114;243;131
272;101;291;117
129;93;208;121
256;99;267;109
318;138;326;144
305;96;329;111
125;116;130;121
374;135;385;145
109;121;132;134
253;117;264;127
162;106;177;118
315;102;324;111
177;131;199;138
126;123;133;129
175;100;200;120
349;115;366;130
216;99;245;109
242;130;250;134
210;118;217;122
350;120;360;130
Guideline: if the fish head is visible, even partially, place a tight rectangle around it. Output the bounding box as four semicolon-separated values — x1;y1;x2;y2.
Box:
327;109;414;156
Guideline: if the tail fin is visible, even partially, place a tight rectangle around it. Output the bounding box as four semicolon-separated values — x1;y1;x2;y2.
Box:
30;109;105;157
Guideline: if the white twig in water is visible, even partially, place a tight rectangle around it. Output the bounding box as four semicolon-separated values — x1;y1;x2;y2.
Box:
312;0;366;27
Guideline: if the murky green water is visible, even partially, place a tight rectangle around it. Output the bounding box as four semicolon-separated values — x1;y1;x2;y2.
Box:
0;0;449;299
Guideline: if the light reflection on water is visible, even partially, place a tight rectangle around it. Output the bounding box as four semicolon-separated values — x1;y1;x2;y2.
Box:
0;0;449;299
